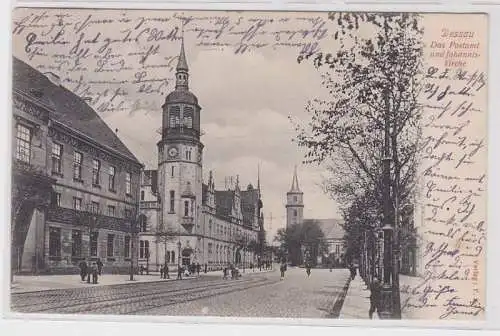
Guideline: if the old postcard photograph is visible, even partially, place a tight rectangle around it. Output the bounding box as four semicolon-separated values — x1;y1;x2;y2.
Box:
8;7;487;321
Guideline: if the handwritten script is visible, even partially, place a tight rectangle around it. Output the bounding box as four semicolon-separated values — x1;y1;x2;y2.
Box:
12;9;329;117
400;18;487;320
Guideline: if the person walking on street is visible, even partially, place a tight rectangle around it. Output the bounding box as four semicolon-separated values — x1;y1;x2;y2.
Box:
177;266;182;280
369;277;381;319
306;263;311;277
79;260;87;282
196;263;200;276
204;263;207;273
350;264;357;280
280;262;286;280
164;262;169;279
96;258;103;275
160;265;164;279
91;262;98;284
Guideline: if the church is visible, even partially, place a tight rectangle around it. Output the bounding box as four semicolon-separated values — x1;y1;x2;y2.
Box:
137;41;265;272
285;167;346;267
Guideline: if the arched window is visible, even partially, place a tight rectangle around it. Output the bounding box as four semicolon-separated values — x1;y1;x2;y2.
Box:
184;200;189;217
139;214;147;232
171;251;176;263
166;251;170;263
170;190;175;213
140;190;145;201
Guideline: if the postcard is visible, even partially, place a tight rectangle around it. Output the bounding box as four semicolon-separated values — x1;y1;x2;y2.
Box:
9;8;487;321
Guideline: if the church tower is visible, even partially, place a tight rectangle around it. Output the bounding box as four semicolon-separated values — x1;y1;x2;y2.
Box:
286;166;304;227
157;38;204;266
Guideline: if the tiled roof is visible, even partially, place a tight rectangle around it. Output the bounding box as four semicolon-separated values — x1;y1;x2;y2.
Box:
12;57;140;164
305;218;345;240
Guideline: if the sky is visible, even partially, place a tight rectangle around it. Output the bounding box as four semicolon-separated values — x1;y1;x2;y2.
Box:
11;9;343;241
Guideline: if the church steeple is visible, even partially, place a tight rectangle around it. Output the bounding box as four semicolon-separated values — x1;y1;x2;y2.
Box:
175;31;189;90
290;165;301;192
286;165;304;228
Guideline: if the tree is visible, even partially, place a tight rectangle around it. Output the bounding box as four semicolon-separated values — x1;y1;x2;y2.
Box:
293;12;423;257
274;220;328;266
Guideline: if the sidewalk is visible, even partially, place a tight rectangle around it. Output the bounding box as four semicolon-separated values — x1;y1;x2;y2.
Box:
338;276;379;320
10;267;275;294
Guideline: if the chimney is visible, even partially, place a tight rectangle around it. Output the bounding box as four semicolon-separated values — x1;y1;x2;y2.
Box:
44;72;61;86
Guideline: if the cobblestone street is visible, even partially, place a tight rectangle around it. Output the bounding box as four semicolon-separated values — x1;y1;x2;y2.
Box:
10;268;350;318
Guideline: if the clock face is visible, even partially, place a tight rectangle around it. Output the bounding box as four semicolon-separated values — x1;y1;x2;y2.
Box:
168;146;178;158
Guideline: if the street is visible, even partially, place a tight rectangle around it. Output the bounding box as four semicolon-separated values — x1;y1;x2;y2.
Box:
10;268;350;318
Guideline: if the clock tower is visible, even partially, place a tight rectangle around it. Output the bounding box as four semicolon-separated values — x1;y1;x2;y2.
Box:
157;39;204;266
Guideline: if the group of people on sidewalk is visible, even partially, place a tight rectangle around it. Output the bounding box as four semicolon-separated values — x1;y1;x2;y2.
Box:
222;265;242;280
78;259;103;284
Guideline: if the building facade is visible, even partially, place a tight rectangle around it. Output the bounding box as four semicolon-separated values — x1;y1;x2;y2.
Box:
138;42;265;272
12;57;142;275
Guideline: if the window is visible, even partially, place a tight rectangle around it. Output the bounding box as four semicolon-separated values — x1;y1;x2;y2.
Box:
208;243;213;254
169;106;180;127
183;108;193;128
90;232;98;256
51;192;61;207
169;190;175;213
166;251;171;263
125;172;131;195
107;234;114;257
293;196;297;202
15;124;31;163
184;200;189;217
171;166;175;177
140;190;145;201
125;209;131;218
293;209;297;217
92;159;101;185
73;197;82;210
185;150;192;160
73;152;83;180
51;143;63;174
139;240;150;259
72;230;82;257
171;251;175;263
124;236;130;258
49;227;61;257
107;205;116;217
336;245;340;255
91;201;100;214
109;166;116;191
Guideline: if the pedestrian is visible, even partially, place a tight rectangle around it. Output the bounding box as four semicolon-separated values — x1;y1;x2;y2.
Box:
306;263;311;277
160;265;164;279
196;263;200;276
177;266;183;280
350;264;357;280
223;267;227;280
204;263;207;273
164;262;169;279
96;258;103;276
140;265;144;275
79;260;87;282
369;277;381;319
280;263;286;280
91;262;98;284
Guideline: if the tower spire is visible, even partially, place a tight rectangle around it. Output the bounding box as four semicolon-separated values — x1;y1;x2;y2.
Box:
290;165;300;192
175;22;189;90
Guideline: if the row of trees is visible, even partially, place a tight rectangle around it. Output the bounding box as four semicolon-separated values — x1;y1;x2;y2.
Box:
293;13;423;276
274;220;328;266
